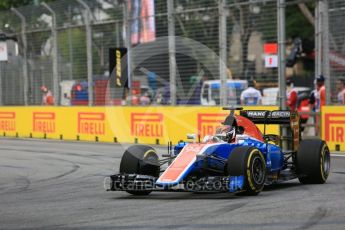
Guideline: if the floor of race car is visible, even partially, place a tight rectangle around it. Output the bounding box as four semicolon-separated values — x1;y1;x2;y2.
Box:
1;138;345;230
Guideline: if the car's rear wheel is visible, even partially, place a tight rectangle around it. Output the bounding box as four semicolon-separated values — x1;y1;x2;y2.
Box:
297;139;330;184
227;146;266;195
119;145;160;195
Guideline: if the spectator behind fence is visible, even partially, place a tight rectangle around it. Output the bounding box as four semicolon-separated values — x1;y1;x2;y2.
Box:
336;78;345;105
286;78;298;111
140;92;151;105
315;75;326;112
308;78;317;112
240;79;262;105
147;71;157;96
41;85;54;106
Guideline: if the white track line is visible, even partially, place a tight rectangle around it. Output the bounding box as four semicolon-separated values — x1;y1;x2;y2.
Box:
332;154;345;157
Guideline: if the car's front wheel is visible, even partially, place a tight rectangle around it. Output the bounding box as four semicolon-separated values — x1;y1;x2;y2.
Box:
227;146;266;195
119;145;160;195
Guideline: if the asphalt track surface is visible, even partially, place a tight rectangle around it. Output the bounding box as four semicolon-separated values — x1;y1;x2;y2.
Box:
1;138;345;230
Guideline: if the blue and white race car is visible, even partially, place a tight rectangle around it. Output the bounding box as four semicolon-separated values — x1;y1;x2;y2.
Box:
106;107;330;195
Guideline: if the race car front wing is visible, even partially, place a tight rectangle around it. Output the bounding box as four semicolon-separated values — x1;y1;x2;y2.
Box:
104;174;245;193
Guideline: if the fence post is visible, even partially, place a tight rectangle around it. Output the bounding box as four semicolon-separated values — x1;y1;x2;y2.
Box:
219;0;227;106
11;8;29;105
277;0;286;110
277;0;287;150
41;2;59;106
115;22;120;47
321;0;331;105
67;6;74;80
0;62;2;105
167;0;176;105
76;0;93;106
123;1;132;104
315;2;322;79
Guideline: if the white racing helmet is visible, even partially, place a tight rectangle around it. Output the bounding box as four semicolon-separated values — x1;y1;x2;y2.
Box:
215;125;236;143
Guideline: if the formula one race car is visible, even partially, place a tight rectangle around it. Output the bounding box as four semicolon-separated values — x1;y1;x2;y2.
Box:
105;107;330;196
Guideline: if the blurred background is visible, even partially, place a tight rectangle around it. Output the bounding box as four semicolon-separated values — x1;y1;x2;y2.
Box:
0;0;343;107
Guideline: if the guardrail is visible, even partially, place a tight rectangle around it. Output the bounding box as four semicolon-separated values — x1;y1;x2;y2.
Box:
0;106;343;151
0;106;279;145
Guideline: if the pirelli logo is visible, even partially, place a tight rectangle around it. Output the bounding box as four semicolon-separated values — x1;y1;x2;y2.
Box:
131;113;163;137
197;113;227;137
116;50;122;87
78;112;105;135
33;112;55;133
324;113;345;142
0;112;16;131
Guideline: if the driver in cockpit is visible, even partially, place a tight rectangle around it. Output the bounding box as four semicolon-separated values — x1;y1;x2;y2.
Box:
203;114;238;143
215;125;237;143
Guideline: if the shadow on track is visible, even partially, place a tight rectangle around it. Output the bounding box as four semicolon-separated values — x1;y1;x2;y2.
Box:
109;182;306;200
263;182;301;191
111;192;245;200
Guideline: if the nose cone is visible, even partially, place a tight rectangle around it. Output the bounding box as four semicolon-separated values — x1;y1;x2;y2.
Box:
156;143;206;186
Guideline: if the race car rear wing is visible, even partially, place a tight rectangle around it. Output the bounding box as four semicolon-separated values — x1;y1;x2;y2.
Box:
239;110;297;125
239;110;300;151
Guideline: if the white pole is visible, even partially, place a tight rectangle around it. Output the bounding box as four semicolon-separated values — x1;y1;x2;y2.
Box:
278;0;286;110
219;0;227;106
167;0;176;105
76;0;94;106
11;8;29;105
41;3;59;105
278;0;287;151
321;0;331;105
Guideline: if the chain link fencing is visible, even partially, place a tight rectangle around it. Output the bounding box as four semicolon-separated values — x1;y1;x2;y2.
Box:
329;0;345;103
0;0;335;107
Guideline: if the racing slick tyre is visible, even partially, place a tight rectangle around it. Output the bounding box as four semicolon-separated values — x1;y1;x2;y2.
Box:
120;145;160;195
227;146;266;196
297;139;330;184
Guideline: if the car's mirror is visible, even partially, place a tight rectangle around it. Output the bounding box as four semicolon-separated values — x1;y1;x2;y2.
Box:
237;126;245;134
186;134;197;140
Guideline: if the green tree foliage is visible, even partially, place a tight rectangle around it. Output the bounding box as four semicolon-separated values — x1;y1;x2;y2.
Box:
0;0;33;11
0;0;54;11
286;3;315;74
286;4;314;43
58;28;87;79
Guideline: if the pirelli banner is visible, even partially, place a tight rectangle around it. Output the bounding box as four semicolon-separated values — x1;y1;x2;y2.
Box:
322;106;345;151
0;106;278;145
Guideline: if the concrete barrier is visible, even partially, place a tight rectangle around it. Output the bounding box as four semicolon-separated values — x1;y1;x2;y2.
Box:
0;106;279;145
